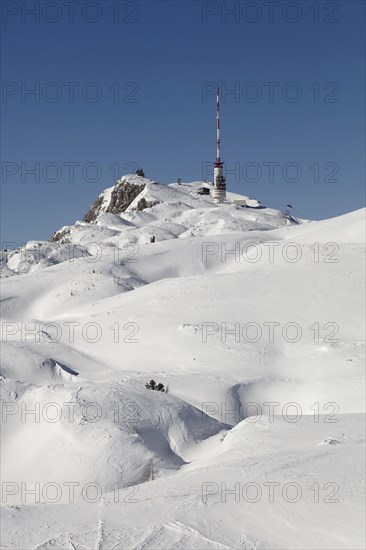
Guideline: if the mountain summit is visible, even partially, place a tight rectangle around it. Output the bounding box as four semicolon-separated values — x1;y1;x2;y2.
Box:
49;173;295;245
82;174;156;223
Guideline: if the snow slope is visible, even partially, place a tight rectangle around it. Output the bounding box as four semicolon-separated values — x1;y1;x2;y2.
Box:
0;176;365;549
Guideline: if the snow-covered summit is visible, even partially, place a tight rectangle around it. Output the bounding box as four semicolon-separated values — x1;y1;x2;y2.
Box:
1;174;301;278
54;173;298;243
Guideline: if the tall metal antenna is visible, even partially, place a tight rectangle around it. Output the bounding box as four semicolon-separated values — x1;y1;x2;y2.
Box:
216;87;221;164
212;87;226;203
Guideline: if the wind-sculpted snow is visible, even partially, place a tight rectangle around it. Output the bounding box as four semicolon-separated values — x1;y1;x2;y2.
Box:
0;176;365;549
1;377;227;506
1;415;364;549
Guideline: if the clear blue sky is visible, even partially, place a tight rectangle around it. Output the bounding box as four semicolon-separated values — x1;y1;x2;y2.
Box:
1;0;365;244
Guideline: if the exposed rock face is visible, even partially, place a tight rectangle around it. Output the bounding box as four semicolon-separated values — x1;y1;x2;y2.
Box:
136;197;158;211
50;174;159;242
82;195;104;224
82;176;147;223
50;227;71;243
105;181;145;215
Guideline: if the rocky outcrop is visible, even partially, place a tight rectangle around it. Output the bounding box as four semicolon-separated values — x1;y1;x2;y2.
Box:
50;174;159;241
105;181;145;215
82;176;148;223
82;195;105;224
136;197;159;211
50;227;71;243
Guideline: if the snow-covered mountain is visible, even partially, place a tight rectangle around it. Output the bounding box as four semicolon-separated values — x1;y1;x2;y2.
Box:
1;175;296;278
1;175;365;549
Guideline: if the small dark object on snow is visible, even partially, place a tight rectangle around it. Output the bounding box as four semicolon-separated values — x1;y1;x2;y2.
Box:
150;236;156;243
145;379;165;392
136;168;145;177
197;187;210;195
145;379;156;390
